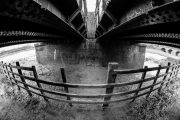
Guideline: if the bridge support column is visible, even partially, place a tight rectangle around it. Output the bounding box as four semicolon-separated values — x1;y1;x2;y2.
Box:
99;42;146;69
34;43;55;64
34;41;146;69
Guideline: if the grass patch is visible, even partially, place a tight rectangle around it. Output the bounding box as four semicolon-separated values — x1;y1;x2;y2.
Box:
127;78;179;120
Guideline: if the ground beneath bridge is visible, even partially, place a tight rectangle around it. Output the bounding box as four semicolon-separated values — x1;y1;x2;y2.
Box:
0;45;180;120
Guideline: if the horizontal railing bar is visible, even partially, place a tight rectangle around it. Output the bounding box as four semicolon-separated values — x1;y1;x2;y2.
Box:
11;81;97;104
12;79;161;104
11;76;163;98
114;64;179;74
2;63;179;76
116;80;162;97
1;64;33;71
8;70;171;88
1;61;179;105
117;87;160;102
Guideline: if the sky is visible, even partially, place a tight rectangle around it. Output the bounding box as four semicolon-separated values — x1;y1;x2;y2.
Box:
0;43;35;52
86;0;96;12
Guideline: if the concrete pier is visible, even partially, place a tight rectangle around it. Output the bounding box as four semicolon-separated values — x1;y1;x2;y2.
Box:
34;41;146;69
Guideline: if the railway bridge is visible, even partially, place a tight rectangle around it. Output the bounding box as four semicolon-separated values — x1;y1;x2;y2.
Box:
0;0;180;68
1;0;180;113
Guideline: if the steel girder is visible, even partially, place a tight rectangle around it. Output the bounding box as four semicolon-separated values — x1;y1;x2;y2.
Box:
97;1;180;48
0;0;85;47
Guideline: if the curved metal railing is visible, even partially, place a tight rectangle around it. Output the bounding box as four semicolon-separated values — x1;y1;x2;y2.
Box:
0;61;179;107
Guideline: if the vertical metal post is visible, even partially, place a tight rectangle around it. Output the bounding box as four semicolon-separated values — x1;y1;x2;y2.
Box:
146;65;161;98
175;65;180;77
32;66;49;102
104;10;118;26
132;66;148;102
172;65;177;79
171;64;178;82
103;62;118;109
16;62;32;96
61;68;72;106
175;65;178;77
158;62;171;92
4;63;11;82
9;63;20;90
2;61;8;78
0;61;3;75
166;64;174;87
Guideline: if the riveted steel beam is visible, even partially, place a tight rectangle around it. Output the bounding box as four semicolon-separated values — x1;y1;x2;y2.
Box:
0;0;85;46
97;0;180;47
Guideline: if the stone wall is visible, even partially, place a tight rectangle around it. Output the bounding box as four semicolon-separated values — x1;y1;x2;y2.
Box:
34;41;146;69
99;42;146;69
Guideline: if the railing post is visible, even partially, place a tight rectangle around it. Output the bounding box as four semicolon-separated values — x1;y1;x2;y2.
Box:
0;61;3;75
166;64;175;87
4;63;12;84
61;68;72;106
5;63;14;85
172;65;177;79
103;62;118;109
132;66;148;102
170;64;178;83
2;61;8;78
32;66;49;102
9;63;20;90
1;61;6;77
146;65;161;98
175;65;180;77
158;62;171;92
175;65;179;78
16;62;32;96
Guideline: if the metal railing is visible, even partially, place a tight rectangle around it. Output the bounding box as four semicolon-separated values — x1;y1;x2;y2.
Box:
0;61;179;108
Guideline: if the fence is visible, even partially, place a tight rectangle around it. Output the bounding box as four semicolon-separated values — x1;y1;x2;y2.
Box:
0;61;179;108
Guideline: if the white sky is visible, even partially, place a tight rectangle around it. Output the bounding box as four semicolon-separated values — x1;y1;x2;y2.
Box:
0;43;35;52
86;0;96;12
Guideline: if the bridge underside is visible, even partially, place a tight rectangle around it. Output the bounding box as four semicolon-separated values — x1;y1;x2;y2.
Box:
0;0;180;48
0;0;86;47
96;0;180;48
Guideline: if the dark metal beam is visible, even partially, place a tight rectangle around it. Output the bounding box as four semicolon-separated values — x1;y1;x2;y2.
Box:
99;23;106;32
104;10;118;26
97;1;180;39
95;0;100;15
96;32;101;38
83;0;88;17
0;0;85;46
67;8;80;23
83;32;86;37
97;0;180;46
82;29;86;35
96;30;101;36
48;0;80;20
77;23;85;31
